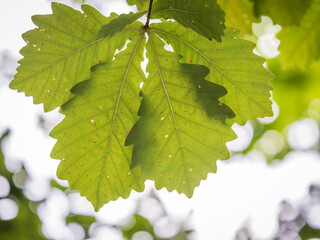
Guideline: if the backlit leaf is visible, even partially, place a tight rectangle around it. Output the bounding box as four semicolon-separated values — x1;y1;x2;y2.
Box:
50;31;146;211
126;32;236;196
10;3;141;112
152;22;273;125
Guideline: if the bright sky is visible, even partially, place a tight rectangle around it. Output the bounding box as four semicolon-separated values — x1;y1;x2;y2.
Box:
1;0;320;239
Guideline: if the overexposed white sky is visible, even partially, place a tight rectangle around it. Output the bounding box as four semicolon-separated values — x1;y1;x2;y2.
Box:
0;1;320;239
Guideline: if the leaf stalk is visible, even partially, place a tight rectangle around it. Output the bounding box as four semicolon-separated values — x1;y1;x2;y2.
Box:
143;0;154;29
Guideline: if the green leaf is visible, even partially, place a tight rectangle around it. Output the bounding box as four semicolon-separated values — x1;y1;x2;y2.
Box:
278;0;320;68
97;11;147;39
151;22;273;126
217;0;257;35
10;3;142;112
50;32;146;211
251;0;313;26
151;0;225;41
126;32;236;197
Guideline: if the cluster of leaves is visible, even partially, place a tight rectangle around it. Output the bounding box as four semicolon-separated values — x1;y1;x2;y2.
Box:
10;0;273;211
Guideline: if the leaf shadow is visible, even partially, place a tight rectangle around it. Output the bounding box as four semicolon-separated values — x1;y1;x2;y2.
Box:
179;63;235;122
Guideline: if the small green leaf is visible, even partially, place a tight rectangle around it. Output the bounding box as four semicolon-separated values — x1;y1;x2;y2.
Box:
10;3;142;112
126;32;236;197
97;11;147;39
50;32;146;211
151;0;225;41
152;22;273;125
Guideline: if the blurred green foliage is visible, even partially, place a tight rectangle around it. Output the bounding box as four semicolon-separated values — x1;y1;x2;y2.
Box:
269;59;320;130
122;214;158;239
0;130;45;240
217;0;257;35
300;224;320;240
251;0;313;26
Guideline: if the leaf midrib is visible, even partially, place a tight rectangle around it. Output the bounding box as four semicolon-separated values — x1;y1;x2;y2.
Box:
148;30;192;191
96;31;144;207
148;31;183;152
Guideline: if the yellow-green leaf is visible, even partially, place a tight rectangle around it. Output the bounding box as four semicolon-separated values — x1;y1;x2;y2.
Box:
152;22;273;126
10;3;142;112
126;32;236;197
50;32;146;211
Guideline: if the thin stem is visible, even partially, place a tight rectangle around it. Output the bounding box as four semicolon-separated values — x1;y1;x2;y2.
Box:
143;0;154;29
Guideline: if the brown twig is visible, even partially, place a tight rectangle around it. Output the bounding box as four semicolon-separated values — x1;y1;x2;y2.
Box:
143;0;154;29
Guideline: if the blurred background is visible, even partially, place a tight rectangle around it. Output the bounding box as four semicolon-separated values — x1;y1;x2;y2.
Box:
0;0;320;239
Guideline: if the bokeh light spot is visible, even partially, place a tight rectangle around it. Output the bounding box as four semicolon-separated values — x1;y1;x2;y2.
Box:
0;198;18;220
132;231;154;240
0;175;10;197
287;118;319;150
